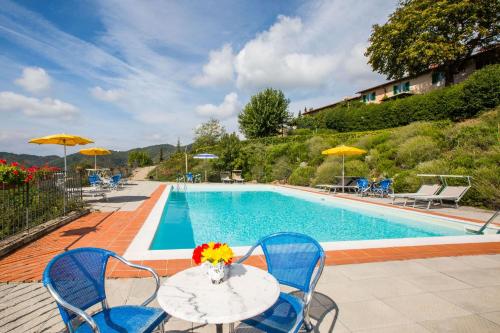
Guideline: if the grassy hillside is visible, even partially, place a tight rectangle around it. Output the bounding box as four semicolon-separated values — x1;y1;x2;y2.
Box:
0;143;187;169
154;108;499;209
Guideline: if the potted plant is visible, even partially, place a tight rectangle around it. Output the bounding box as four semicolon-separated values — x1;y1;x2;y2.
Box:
192;242;234;284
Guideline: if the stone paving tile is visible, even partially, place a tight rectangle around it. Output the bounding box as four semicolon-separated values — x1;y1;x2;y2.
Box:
435;286;500;313
479;311;500;326
420;314;500;333
353;276;424;299
338;299;411;331
411;257;473;272
354;323;431;333
403;272;472;292
336;262;394;281
383;293;471;322
444;268;500;287
453;255;500;269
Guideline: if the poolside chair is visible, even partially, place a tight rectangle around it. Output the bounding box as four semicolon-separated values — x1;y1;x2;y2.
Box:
186;172;194;183
318;177;360;193
371;179;393;197
390;184;442;205
43;247;168;333
220;171;232;183
232;170;245;183
355;178;371;196
409;185;471;209
109;174;122;189
238;232;325;332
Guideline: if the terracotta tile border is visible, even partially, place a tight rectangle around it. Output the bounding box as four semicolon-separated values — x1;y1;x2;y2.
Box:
1;183;499;282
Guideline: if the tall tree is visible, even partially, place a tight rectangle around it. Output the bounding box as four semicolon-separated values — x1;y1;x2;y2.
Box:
238;88;291;138
159;147;164;162
193;118;226;149
365;0;499;85
176;138;181;153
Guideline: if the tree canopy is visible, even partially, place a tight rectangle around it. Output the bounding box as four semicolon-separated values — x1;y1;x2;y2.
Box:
193;118;226;150
128;150;153;167
365;0;499;84
238;88;292;138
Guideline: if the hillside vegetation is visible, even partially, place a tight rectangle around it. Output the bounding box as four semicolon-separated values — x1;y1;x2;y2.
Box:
153;65;500;209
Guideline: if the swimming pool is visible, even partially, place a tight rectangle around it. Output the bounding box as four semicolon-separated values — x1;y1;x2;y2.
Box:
149;187;465;251
124;184;499;260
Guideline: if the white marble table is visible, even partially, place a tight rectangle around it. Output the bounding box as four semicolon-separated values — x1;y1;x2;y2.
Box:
157;263;280;333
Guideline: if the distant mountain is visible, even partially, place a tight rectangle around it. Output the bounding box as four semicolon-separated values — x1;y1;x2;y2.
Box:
0;143;190;168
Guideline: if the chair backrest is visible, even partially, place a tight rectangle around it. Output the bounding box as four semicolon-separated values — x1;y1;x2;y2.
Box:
88;175;99;185
378;179;392;190
258;233;324;293
418;184;441;195
438;186;470;198
43;248;113;325
111;174;121;183
356;178;369;189
186;172;193;182
220;171;230;179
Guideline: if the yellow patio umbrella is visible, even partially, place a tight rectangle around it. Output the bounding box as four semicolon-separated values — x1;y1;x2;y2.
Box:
79;147;111;170
29;134;94;173
322;145;367;192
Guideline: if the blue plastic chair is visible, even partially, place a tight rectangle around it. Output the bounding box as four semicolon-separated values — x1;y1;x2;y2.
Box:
88;174;102;187
356;178;371;196
43;248;167;333
238;232;325;332
109;174;122;189
186;172;194;183
372;179;393;197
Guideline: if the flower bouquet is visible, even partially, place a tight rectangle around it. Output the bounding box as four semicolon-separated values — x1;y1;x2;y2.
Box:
192;242;234;284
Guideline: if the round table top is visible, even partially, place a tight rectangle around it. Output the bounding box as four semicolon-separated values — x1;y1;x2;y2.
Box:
157;263;280;324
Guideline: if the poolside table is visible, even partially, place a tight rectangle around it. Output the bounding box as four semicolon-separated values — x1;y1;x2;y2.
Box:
157;263;280;333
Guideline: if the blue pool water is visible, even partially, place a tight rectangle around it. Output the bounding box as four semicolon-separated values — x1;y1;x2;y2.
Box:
149;190;463;250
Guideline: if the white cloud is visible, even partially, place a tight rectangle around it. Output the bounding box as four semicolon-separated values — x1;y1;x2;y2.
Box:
14;67;51;93
0;91;78;119
192;44;235;87
190;15;342;91
196;92;240;119
90;86;124;102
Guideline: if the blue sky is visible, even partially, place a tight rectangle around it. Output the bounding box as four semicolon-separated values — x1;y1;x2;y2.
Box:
0;0;397;156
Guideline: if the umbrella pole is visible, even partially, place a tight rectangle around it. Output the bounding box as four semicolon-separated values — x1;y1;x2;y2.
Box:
63;144;67;215
64;144;67;175
94;155;97;170
342;154;345;193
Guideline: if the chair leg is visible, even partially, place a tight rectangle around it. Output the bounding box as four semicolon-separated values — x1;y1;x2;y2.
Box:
303;317;314;332
158;320;165;333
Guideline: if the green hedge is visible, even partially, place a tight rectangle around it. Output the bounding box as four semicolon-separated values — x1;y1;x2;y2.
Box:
297;65;500;132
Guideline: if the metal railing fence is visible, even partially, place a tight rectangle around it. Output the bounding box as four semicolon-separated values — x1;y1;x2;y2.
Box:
0;171;84;241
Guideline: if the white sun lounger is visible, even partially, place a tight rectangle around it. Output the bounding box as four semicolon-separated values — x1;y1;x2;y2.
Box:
408;185;471;209
390;184;442;205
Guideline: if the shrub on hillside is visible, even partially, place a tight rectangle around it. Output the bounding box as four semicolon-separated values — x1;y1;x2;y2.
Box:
344;160;369;178
396;136;440;168
303;65;500;133
312;159;342;186
288;166;316;186
271;157;293;181
461;65;500;119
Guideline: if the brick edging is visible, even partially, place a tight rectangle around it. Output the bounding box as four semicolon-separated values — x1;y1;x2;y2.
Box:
0;209;90;258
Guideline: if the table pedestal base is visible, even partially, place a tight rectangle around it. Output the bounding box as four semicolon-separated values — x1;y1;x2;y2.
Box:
215;323;235;333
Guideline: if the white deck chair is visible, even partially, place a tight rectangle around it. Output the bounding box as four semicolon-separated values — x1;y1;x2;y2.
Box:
232;170;245;183
390;184;442;205
220;171;232;183
408;186;471;209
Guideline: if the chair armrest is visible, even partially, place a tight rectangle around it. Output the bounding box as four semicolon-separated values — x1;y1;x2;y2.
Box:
236;244;259;264
111;254;161;306
45;284;100;333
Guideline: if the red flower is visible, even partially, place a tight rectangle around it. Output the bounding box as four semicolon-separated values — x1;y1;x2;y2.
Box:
13;170;19;175
0;159;6;165
213;242;222;249
192;243;209;265
10;162;20;167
